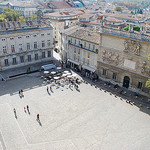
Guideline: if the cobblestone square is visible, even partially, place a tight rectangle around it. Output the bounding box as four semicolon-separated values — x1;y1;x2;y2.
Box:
0;73;150;150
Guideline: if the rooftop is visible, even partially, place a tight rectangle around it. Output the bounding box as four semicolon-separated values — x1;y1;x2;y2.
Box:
50;1;72;9
69;28;100;44
0;20;52;33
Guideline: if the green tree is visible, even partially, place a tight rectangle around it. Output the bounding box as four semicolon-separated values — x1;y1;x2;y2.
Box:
145;79;150;88
0;7;21;21
114;6;122;12
124;25;140;32
30;14;37;20
19;16;25;21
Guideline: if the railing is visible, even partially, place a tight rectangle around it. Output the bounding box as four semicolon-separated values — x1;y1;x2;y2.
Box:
100;27;150;43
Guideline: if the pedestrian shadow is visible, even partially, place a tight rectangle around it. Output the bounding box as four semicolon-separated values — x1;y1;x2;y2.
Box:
47;91;51;96
15;114;17;119
51;89;54;93
76;88;80;92
69;85;73;91
19;94;24;99
36;119;42;126
27;110;30;115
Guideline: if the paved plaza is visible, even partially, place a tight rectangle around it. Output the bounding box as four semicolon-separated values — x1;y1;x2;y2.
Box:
0;72;150;150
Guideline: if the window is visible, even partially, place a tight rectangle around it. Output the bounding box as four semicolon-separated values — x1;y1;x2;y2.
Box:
112;72;117;80
10;37;14;40
71;38;72;43
103;69;107;76
41;34;44;36
83;58;85;64
89;44;91;49
35;53;38;60
19;44;22;51
42;41;45;47
27;43;30;50
93;45;95;50
4;59;9;66
42;52;45;58
88;52;90;58
2;38;5;41
74;48;76;53
48;51;51;57
78;56;80;62
138;82;143;89
33;35;37;37
74;54;76;61
26;35;29;38
84;41;86;47
75;39;76;44
78;49;80;55
12;58;17;65
34;42;37;49
20;56;24;63
3;46;7;53
11;45;15;52
87;59;89;65
47;40;50;47
47;33;50;35
28;55;31;62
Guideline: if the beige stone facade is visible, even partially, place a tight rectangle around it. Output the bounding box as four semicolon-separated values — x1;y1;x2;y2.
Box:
61;26;99;73
0;21;53;71
98;27;150;95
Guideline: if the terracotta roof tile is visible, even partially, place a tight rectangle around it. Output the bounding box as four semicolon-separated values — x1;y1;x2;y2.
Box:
51;2;71;9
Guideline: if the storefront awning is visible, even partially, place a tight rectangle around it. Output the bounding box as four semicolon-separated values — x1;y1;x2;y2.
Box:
68;59;80;65
82;65;95;72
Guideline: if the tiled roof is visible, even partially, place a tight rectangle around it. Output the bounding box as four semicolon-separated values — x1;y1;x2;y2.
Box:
0;20;52;32
51;2;71;9
69;29;100;44
105;17;122;22
79;13;94;19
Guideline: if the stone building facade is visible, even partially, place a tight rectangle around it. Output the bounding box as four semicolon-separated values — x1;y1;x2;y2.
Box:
61;26;99;73
0;20;53;71
98;27;150;95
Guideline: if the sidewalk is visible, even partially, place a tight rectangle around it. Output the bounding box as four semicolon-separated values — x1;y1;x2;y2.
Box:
0;59;61;81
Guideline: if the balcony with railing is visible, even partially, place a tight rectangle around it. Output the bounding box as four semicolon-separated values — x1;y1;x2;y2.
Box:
68;40;98;54
100;26;150;43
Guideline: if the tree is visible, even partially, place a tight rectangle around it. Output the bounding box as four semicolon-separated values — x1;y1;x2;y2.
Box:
124;25;140;32
30;14;37;20
19;16;25;21
114;6;122;12
145;79;150;88
0;7;21;21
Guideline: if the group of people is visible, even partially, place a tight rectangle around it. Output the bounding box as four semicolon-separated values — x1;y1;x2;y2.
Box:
15;89;41;125
24;105;30;114
19;89;24;98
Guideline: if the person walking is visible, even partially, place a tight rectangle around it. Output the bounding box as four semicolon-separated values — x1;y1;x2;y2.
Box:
19;90;20;96
14;108;17;119
24;107;26;113
50;86;52;91
47;86;49;92
26;105;30;114
21;89;24;97
37;114;39;120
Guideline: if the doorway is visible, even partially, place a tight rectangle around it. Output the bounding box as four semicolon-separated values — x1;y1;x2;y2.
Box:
123;76;130;88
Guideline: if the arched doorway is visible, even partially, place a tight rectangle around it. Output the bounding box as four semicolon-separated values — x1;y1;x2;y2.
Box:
123;76;130;88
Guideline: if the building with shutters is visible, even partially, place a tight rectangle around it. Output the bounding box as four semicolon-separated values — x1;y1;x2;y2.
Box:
0;20;53;71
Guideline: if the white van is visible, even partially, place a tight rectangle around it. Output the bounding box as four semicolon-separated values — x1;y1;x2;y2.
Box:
41;64;56;71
